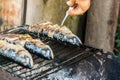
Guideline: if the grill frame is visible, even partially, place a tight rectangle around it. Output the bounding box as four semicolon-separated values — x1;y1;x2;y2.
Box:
0;39;103;80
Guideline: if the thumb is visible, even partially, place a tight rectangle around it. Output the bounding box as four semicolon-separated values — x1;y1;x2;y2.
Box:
66;0;76;7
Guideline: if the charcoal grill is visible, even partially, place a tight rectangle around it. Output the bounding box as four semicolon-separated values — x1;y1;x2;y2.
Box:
0;39;102;80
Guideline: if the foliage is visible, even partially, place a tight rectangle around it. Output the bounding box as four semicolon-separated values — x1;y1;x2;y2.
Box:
115;19;120;56
116;40;120;47
118;19;120;28
115;50;120;56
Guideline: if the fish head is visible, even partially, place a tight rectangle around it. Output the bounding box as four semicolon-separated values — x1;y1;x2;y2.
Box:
67;36;82;46
41;47;54;60
18;51;34;68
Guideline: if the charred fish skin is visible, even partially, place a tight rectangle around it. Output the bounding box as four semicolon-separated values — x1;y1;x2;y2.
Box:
53;33;82;46
0;40;33;68
0;34;54;60
39;23;82;46
3;26;29;34
40;23;82;46
4;22;82;46
29;23;82;46
24;41;54;60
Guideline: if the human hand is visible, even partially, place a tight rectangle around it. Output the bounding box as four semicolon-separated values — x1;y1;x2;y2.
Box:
66;0;90;15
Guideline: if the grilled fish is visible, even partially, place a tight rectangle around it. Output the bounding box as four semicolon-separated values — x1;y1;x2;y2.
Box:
0;40;33;68
5;22;82;46
0;34;54;60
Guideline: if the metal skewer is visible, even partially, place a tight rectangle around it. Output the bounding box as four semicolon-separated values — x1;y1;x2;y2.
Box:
61;7;74;26
61;3;78;26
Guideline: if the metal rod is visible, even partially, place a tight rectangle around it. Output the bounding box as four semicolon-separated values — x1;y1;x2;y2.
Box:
20;48;79;76
31;49;90;79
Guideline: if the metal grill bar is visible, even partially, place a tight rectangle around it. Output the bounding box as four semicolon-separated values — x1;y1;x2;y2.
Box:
32;49;90;80
0;40;102;80
18;47;78;77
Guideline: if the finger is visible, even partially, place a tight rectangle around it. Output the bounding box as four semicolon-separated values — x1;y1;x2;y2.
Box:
67;7;84;16
66;0;76;7
77;0;90;13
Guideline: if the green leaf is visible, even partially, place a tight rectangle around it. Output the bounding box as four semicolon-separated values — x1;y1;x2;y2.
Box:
116;33;120;39
115;50;120;56
118;24;120;28
115;40;120;47
118;19;120;28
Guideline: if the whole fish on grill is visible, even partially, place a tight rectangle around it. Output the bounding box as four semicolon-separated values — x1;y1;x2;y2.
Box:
0;40;33;68
4;22;82;46
0;34;54;60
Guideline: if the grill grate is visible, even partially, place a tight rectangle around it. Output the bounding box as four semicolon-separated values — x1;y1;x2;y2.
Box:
0;39;102;80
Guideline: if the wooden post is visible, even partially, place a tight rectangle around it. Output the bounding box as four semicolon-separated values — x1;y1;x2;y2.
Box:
0;0;24;26
85;0;119;52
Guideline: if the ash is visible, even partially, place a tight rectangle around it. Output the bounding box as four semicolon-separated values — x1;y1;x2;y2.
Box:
41;60;101;80
41;68;87;80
